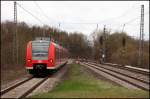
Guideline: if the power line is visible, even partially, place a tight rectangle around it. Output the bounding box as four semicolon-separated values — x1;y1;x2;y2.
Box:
15;2;149;41
64;6;149;25
61;11;148;35
124;11;148;25
60;7;142;25
17;2;149;28
32;2;144;26
98;5;140;23
110;10;149;31
34;1;55;24
59;11;149;25
17;2;45;25
33;5;142;8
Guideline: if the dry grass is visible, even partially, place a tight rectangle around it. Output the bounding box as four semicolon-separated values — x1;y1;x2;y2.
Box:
1;64;27;85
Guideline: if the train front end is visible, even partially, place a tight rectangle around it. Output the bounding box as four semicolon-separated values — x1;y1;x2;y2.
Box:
25;40;55;76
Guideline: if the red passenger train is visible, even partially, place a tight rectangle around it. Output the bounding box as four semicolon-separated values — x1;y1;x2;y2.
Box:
26;38;69;76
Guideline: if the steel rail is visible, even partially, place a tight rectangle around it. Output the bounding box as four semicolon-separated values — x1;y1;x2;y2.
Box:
0;76;33;95
19;77;48;98
104;63;149;76
81;62;149;91
84;60;149;76
86;62;149;84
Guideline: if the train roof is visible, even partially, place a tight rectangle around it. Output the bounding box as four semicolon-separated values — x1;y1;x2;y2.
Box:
35;37;50;41
52;42;68;51
31;40;68;52
32;40;50;43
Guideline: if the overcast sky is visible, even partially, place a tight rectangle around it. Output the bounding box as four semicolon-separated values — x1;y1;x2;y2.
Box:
1;1;149;40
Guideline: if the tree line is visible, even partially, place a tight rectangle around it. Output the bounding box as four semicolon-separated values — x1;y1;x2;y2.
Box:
1;21;149;69
1;21;91;67
92;29;149;69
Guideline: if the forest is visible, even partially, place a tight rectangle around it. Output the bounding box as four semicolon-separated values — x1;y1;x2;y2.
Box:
1;21;149;69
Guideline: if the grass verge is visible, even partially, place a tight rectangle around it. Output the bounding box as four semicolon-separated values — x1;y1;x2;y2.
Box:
31;64;149;98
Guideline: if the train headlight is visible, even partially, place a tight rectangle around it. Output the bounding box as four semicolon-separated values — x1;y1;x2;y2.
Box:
27;59;31;62
49;58;53;63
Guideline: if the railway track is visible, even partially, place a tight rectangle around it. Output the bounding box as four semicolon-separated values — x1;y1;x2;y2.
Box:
1;64;69;98
1;77;48;98
87;62;149;84
80;62;149;91
104;63;149;76
84;60;149;76
1;76;33;95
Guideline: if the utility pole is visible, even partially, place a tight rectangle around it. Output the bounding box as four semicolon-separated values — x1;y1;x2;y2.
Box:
122;24;125;33
93;24;98;61
103;25;106;63
122;24;126;66
58;23;61;62
43;27;45;37
58;22;61;44
96;24;98;30
13;1;18;64
138;5;144;67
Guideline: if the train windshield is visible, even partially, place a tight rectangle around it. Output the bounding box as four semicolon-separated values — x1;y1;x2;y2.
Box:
32;40;50;60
